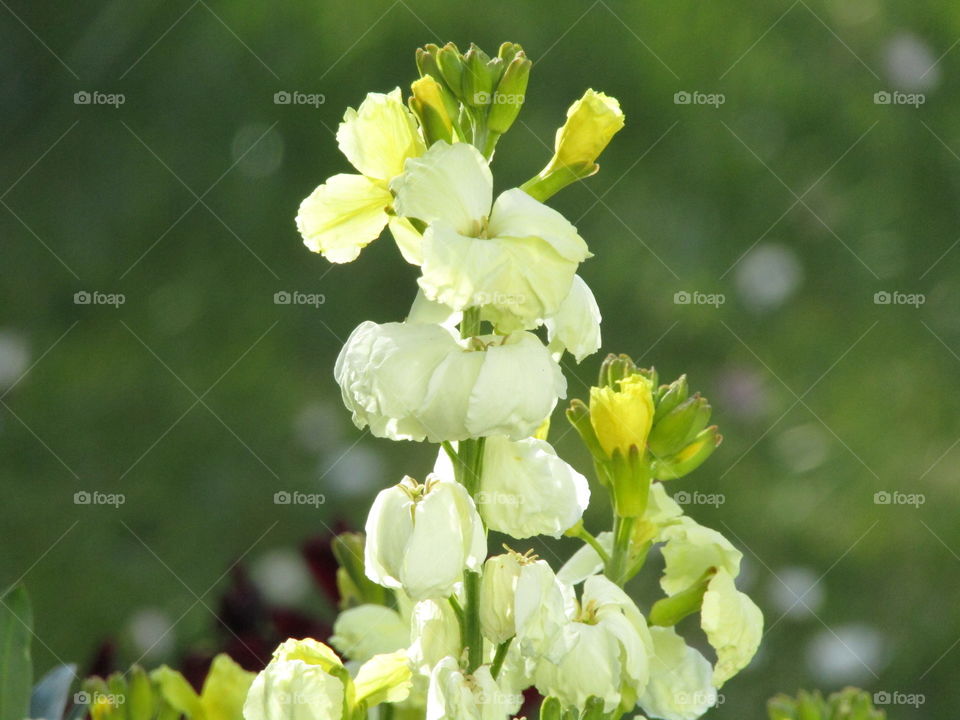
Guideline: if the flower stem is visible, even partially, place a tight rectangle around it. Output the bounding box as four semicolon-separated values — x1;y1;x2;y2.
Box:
607;515;636;586
464;570;483;672
490;637;513;680
571;525;611;566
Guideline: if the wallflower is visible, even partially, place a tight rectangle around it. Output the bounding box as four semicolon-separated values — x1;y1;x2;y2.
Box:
330;604;409;663
364;475;486;601
701;570;763;687
543;275;602;363
392;141;592;330
408;599;463;676
426;657;523;720
243;638;410;720
589;374;656;458
296;89;425;263
638;627;716;720
433;436;589;539
335;320;566;442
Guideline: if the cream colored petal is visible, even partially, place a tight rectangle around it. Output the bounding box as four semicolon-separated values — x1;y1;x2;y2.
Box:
296;174;391;263
337;88;425;182
658;518;742;596
544;275;602;362
389;215;424;265
639;627;716;720
419;222;581;329
701;570;763;687
488;188;591;262
392;141;492;236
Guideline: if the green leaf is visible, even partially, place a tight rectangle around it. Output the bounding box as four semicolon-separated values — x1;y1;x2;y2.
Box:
30;664;76;720
0;584;33;720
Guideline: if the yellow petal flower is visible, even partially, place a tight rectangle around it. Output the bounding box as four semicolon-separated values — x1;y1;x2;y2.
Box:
296;174;392;263
336;88;425;182
548;89;625;174
589;374;655;457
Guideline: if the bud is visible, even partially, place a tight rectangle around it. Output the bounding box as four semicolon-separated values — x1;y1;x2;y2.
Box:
647;394;712;459
487;53;531;135
479;553;522;644
522;89;624;201
416;44;443;81
598;353;638;388
461;43;501;107
651;426;722;480
364;475;486;600
588;373;655;458
565;398;606;463
331;532;387;607
648;568;715;627
126;666;156;720
435;43;466;97
410;76;454;145
539;696;563;720
653;374;688;421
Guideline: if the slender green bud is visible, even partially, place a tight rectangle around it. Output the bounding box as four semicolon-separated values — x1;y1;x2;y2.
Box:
487;53;531;135
436;43;466;98
498;41;524;65
581;696;608;720
462;44;501;107
648;394;712;458
566;398;606;461
416;45;442;80
598;353;637;388
649;568;715;626
410;76;454;145
654;374;688;420
126;666;155;720
652;426;722;480
539;696;563;720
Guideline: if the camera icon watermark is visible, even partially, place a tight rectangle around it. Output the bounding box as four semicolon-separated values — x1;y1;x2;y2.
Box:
74;490;126;508
873;490;925;508
473;91;525;106
873;90;925;108
273;91;325;108
74;691;126;706
674;90;725;108
273;291;325;307
873;690;925;707
74;290;125;308
273;490;325;508
472;290;525;306
674;290;725;307
476;490;524;506
73;91;125;108
674;491;725;508
873;290;924;307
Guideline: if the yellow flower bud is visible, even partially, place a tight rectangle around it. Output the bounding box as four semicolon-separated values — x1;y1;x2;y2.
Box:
547;89;624;175
588;374;654;458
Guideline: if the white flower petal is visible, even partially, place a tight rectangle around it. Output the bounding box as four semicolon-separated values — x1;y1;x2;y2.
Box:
488;188;590;263
658;518;742;596
337;88;425;182
476;436;589;539
330;605;408;663
701;570;763;687
296;174;391;263
639;627;716;720
545;275;602;362
388;215;424;265
392;141;492;235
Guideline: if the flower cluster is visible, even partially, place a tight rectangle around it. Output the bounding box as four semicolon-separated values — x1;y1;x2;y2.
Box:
247;41;763;720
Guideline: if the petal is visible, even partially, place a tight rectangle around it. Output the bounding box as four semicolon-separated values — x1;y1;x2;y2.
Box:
392;141;492;236
544;275;602;362
466;332;567;440
296;174;391;263
330;605;408;663
337;88;425;182
488;188;591;263
639;627;716;720
658;518;742;596
364;481;416;589
388;215;424;265
419;223;583;328
476;436;589;539
701;570;763;687
557;532;612;587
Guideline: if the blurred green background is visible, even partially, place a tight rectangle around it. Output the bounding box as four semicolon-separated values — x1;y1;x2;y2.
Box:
3;0;959;717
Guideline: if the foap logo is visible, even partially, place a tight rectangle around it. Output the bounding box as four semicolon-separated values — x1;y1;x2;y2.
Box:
674;90;725;108
873;490;925;508
74;490;126;507
675;691;724;707
674;290;725;307
873;691;925;708
74;691;126;706
674;490;725;508
73;91;125;108
873;290;925;308
874;90;925;108
274;291;326;307
473;91;525;106
274;490;326;508
476;490;523;506
273;91;325;108
473;290;525;306
74;290;125;307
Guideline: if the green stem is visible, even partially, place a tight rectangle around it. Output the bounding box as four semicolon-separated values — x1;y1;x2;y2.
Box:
571;525;611;566
490;637;513;680
464;570;483;672
607;515;636;586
